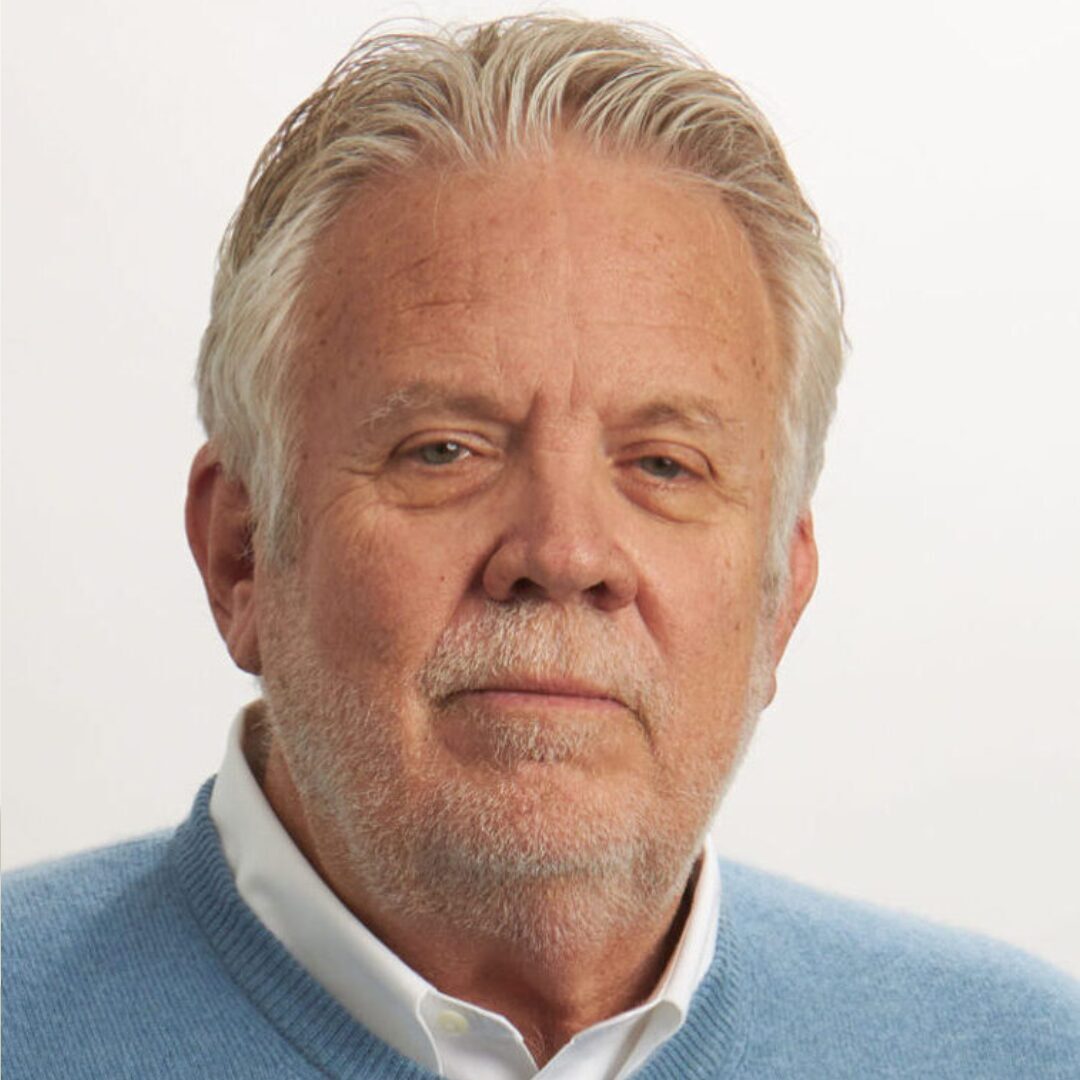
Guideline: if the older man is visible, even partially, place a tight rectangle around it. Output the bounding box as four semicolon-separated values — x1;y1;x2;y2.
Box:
4;16;1078;1080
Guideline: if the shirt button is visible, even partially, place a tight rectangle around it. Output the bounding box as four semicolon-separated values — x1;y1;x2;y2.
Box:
435;1009;470;1036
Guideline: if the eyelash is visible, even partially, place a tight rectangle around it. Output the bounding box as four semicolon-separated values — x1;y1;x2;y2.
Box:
399;439;705;488
635;454;689;481
411;439;471;466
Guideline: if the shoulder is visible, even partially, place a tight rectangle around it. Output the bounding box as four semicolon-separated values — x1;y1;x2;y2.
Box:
1;817;325;1078
719;855;1079;988
2;829;196;1002
4;830;173;919
3;831;187;970
717;858;1080;1078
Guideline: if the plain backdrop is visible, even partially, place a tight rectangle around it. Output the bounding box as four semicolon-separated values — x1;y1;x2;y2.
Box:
3;0;1078;978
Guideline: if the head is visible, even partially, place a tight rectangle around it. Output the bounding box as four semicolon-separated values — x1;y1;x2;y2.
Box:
187;16;843;955
196;16;842;585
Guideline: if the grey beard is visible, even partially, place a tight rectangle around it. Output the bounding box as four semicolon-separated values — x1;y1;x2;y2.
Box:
259;596;773;957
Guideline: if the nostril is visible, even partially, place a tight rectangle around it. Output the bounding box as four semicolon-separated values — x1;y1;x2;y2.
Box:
480;529;637;609
510;577;542;600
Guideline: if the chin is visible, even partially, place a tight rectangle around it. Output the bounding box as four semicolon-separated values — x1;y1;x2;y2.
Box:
326;758;706;955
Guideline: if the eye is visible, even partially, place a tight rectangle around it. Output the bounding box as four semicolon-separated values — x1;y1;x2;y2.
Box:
637;455;686;480
415;440;470;465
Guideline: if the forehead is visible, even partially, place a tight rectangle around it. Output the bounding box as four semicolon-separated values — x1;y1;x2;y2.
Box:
298;146;779;415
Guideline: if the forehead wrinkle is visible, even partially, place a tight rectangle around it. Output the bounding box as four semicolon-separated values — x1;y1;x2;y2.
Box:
390;294;490;316
382;242;491;313
381;248;441;288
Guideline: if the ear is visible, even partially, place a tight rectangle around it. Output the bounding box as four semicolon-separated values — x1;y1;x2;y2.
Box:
763;511;819;705
185;443;261;674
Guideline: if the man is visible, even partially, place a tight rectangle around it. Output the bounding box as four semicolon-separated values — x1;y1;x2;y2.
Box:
4;15;1078;1079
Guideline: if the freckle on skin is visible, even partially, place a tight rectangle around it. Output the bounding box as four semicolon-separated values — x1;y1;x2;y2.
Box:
709;362;732;385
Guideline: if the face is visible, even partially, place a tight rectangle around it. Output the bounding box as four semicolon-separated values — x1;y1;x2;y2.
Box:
253;147;791;947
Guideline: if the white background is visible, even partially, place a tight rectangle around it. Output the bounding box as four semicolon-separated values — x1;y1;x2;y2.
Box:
4;1;1078;977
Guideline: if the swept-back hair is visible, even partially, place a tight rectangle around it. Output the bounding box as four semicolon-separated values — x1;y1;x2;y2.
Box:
196;15;844;590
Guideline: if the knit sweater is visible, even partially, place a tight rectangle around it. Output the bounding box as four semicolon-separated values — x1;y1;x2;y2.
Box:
4;779;1079;1078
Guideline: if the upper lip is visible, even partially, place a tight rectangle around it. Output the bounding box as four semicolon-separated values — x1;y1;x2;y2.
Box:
463;677;622;704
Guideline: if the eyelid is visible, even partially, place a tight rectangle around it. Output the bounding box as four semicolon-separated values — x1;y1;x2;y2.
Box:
637;455;690;481
620;441;713;480
393;429;498;460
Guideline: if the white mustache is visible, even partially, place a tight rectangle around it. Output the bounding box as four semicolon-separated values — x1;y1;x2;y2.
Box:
418;601;672;727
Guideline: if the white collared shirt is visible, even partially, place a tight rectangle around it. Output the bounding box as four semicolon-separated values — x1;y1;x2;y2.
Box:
209;707;720;1080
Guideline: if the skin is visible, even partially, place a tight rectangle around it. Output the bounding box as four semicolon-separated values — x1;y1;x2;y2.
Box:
187;145;817;1065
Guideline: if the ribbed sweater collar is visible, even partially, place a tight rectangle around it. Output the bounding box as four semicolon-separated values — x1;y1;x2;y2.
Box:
167;778;746;1079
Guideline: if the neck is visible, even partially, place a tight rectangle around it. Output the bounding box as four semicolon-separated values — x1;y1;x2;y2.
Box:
261;744;697;1066
375;883;693;1066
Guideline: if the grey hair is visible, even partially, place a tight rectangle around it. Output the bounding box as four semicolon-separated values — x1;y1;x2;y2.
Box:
195;15;845;590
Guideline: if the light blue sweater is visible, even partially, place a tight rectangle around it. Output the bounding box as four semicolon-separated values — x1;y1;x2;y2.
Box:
4;779;1079;1078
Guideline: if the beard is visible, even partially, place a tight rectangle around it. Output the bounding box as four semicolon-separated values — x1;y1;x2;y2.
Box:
258;588;773;958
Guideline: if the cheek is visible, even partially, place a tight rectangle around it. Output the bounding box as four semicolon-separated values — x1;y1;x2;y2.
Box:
639;522;766;650
639;526;768;756
301;505;483;674
659;598;764;777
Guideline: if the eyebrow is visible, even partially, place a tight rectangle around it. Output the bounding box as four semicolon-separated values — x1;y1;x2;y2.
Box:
618;396;736;434
353;379;510;435
352;381;738;439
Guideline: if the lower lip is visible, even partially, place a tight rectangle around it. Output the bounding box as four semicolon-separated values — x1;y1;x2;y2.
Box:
460;690;625;712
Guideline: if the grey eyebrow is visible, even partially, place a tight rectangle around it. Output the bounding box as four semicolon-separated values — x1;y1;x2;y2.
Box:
619;397;736;433
354;379;509;436
352;383;739;440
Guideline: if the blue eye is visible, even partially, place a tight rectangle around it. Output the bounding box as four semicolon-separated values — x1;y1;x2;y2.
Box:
638;455;684;480
417;440;468;465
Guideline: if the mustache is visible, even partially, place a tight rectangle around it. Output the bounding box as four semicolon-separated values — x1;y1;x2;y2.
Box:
417;601;673;727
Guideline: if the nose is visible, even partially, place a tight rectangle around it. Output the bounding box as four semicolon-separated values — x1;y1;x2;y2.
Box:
481;452;638;612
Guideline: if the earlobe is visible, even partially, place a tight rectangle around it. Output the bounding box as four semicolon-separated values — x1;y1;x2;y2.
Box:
185;443;262;674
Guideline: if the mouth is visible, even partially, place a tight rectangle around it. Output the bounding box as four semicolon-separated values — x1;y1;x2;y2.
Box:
448;678;626;711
